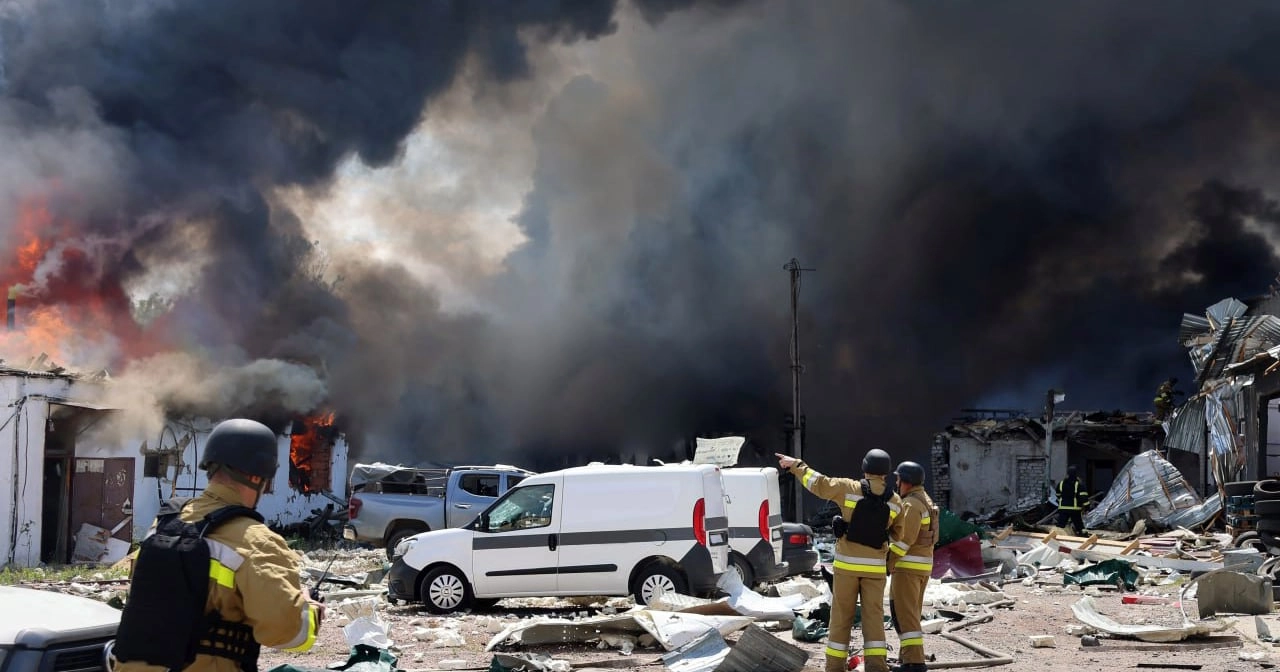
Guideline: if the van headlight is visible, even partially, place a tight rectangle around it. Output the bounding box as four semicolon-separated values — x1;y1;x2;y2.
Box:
393;537;417;558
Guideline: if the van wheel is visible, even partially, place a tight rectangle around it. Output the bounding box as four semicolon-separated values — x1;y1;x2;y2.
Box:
419;566;473;614
632;563;687;606
728;554;755;589
386;524;428;560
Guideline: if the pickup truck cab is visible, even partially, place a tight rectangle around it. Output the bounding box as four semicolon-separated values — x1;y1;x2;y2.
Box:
1;586;120;672
345;463;534;558
388;463;730;613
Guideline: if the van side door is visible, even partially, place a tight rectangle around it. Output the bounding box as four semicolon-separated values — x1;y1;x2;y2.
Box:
447;470;503;528
471;477;562;598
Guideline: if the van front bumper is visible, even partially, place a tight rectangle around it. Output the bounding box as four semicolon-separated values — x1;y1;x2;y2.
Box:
387;557;419;602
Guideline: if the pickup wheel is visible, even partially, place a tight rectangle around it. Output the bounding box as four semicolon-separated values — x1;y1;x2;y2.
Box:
419;566;473;614
631;562;687;606
386;524;429;560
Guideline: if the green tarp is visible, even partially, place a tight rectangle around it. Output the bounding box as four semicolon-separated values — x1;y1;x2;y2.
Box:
1063;559;1139;591
936;508;984;547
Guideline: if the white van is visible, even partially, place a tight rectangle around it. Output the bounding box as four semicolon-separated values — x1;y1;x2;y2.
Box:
387;463;731;613
721;467;787;586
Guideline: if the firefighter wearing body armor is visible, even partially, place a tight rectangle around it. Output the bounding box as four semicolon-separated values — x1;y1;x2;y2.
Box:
778;450;904;672
887;461;937;672
112;419;324;672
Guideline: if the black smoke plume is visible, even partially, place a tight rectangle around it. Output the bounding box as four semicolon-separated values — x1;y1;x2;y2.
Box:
5;2;1280;475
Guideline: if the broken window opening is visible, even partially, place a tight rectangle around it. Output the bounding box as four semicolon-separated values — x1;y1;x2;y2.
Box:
289;413;335;494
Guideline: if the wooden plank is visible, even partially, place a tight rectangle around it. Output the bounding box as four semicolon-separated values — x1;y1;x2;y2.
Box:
1078;533;1100;551
1005;530;1132;550
1070;547;1222;573
1120;538;1141;555
992;526;1013;542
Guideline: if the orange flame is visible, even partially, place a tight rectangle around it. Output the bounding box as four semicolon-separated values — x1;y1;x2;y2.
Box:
289;412;336;494
0;193;171;370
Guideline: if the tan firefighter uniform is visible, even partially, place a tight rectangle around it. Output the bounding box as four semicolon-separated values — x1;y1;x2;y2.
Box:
888;485;937;669
114;482;319;672
790;462;904;672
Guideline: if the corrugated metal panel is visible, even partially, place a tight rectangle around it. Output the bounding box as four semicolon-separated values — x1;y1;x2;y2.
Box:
1207;297;1248;329
1164;397;1206;456
1180;313;1211;345
1201;315;1280;381
1084;450;1216;529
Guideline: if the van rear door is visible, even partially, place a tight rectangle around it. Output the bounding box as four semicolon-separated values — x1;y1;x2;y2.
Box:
763;467;784;565
701;467;729;573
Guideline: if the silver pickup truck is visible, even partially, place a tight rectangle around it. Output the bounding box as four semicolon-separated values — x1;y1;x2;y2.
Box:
345;463;534;558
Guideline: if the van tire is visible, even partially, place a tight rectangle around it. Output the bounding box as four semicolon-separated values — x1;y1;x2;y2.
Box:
631;563;688;606
419;565;473;614
386;524;429;560
728;554;755;589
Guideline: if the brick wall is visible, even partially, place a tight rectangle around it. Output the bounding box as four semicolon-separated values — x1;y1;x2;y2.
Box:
1015;456;1047;509
931;434;950;510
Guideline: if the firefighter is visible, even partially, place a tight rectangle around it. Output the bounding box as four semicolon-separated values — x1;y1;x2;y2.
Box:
1153;377;1182;420
1055;464;1088;534
887;461;936;672
777;450;903;672
113;419;325;672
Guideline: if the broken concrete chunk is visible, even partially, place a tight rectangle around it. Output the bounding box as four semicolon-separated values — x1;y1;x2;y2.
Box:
1029;635;1056;648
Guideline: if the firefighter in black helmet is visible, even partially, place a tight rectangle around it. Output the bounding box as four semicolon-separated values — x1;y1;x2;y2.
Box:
887;461;936;672
778;448;903;672
113;419;324;672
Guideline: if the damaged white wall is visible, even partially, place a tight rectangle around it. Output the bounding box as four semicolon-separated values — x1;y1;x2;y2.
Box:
93;419;350;542
945;437;1068;516
0;368;351;568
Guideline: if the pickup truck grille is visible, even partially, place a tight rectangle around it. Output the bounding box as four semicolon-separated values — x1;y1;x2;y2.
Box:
44;639;112;672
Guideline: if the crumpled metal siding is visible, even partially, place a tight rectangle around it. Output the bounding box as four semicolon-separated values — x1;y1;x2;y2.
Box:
1206;385;1247;485
1200;315;1280;382
1083;450;1218;529
1164;398;1206;456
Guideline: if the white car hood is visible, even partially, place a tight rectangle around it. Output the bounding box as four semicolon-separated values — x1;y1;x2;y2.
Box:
401;527;474;568
0;585;120;646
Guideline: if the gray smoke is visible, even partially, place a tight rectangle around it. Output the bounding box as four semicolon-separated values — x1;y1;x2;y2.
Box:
6;1;1280;473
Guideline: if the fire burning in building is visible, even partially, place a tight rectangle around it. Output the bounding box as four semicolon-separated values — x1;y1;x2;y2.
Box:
289;412;336;494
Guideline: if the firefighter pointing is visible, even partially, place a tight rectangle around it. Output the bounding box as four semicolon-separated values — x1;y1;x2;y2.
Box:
887;461;936;672
778;450;903;672
112;419;325;672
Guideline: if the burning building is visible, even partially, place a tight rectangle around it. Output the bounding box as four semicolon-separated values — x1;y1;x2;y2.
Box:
0;359;349;568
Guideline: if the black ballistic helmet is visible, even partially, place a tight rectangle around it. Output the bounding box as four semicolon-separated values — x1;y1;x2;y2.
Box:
199;419;279;480
895;461;925;486
862;449;892;476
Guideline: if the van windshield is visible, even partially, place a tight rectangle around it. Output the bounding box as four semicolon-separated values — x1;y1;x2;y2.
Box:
482;484;554;532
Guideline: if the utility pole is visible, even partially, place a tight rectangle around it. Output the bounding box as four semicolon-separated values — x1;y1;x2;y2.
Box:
785;258;815;522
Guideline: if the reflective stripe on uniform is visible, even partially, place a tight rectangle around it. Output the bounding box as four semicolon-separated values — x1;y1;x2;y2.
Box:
888;502;901;519
833;552;887;574
897;554;933;571
282;604;317;652
209;560;236;589
864;640;887;657
803;469;819;489
824;639;848;658
206;538;246;589
920;516;932;525
900;631;924;647
845;493;862;507
890;540;909;556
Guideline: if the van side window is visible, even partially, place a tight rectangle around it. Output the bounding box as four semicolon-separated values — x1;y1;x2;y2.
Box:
460;474;501;498
506;475;525;489
483;484;554;532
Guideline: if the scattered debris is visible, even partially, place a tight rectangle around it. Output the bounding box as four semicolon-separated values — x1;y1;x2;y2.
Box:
1193;570;1274;618
1028;635;1056;648
1084;450;1220;530
1072;596;1234;643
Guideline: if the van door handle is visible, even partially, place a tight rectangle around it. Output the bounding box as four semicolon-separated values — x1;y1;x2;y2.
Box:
454;503;471;509
548;534;558;551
